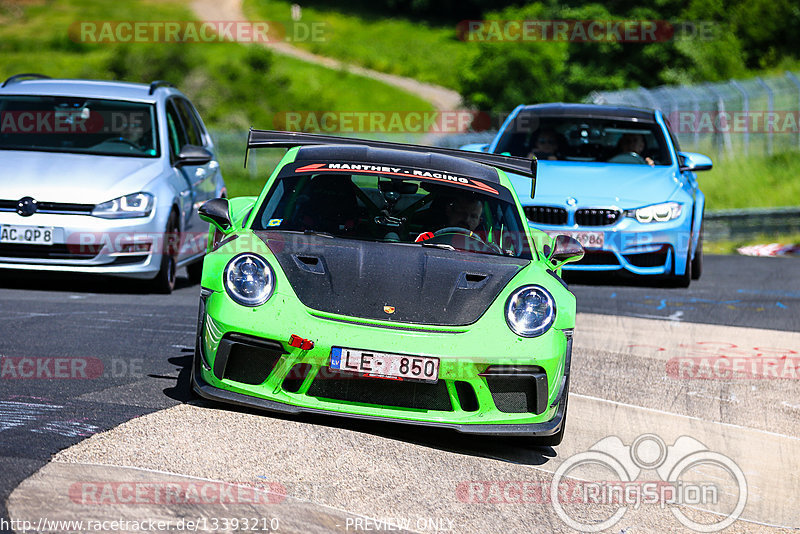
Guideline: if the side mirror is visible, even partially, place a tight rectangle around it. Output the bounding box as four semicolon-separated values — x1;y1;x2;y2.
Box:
198;198;232;233
678;151;713;172
176;144;213;167
547;234;584;270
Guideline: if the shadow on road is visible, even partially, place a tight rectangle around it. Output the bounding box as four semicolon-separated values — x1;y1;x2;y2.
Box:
169;349;560;467
0;270;196;294
564;270;683;288
162;352;196;403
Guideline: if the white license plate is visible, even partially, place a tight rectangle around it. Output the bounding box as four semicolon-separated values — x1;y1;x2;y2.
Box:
0;225;55;245
330;347;440;383
547;231;604;249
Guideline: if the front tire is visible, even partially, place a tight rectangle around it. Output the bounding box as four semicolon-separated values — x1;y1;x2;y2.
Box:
532;381;569;448
691;227;703;280
668;246;691;288
151;212;179;294
186;258;204;285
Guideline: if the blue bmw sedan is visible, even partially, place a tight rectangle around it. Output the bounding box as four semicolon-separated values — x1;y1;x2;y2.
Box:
466;103;712;286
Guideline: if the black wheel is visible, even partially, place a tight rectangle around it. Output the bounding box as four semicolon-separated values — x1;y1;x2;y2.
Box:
151;212;179;294
186;258;204;285
189;337;201;399
666;246;691;288
691;227;703;280
535;387;569;447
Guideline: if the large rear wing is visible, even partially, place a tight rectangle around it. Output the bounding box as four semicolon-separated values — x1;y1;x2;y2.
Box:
246;129;537;186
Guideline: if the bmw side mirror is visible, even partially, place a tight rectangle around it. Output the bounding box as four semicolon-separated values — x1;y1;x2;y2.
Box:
678;151;713;172
176;144;213;167
548;234;584;270
199;198;232;233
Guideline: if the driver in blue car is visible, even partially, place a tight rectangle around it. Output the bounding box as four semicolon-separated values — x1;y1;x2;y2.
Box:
615;133;655;166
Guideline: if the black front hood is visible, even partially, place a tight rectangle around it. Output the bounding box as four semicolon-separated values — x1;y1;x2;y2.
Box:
257;232;528;326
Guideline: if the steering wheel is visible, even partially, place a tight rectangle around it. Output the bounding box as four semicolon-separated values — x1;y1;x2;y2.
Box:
607;152;647;164
431;227;502;254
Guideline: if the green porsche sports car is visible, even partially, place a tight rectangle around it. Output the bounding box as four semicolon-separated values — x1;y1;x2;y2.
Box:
192;130;583;446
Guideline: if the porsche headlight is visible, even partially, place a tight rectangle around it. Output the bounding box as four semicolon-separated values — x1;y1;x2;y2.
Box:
505;285;556;337
224;254;274;306
627;202;682;223
92;193;154;219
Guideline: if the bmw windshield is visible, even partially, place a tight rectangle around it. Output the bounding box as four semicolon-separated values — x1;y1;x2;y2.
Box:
0;95;158;157
252;161;533;259
494;112;672;166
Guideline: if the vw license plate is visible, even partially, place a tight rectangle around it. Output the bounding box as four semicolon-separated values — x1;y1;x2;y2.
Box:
0;225;55;246
330;347;439;383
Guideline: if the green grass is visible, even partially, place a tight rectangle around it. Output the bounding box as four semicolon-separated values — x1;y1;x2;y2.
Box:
0;0;433;185
243;0;469;90
700;150;800;211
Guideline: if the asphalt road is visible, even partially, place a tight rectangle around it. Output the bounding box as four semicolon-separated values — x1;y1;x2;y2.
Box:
0;254;797;532
565;254;799;331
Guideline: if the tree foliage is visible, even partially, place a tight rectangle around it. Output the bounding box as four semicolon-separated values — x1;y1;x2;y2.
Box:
456;0;798;110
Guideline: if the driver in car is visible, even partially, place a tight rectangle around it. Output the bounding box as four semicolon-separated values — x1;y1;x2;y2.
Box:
444;195;483;231
615;133;655;166
415;193;483;242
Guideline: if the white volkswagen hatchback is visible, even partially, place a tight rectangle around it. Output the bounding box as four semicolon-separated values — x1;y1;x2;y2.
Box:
0;74;226;292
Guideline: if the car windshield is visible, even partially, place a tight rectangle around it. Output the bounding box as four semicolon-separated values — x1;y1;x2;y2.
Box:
252;161;533;259
493;113;672;165
0;95;158;157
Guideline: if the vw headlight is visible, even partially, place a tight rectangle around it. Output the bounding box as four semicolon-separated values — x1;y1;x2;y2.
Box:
224;254;274;306
505;285;556;337
627;202;682;223
92;193;154;219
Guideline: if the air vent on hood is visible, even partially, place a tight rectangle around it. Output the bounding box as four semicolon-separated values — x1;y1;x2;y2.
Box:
457;272;490;290
292;255;325;274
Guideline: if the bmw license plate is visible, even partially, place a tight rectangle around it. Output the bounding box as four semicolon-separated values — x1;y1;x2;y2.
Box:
0;225;55;245
547;230;604;249
330;347;439;383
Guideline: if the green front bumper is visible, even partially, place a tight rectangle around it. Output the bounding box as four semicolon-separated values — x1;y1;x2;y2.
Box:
194;288;572;436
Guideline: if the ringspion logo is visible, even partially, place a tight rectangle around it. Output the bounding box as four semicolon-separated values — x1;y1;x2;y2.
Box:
550;434;747;532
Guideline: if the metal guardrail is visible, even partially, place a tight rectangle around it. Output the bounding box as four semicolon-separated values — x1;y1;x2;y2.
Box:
589;71;800;161
704;207;800;242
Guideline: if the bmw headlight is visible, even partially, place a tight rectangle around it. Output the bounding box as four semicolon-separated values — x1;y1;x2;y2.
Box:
224;254;274;306
626;202;682;223
92;193;154;219
505;285;556;337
